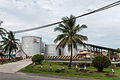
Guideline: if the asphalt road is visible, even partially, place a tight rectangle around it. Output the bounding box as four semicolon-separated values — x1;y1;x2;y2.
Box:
0;72;95;80
0;72;69;80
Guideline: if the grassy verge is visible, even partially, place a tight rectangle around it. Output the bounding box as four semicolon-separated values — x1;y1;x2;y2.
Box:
20;62;120;80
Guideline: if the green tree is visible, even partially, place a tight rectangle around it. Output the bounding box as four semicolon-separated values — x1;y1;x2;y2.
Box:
32;54;44;64
54;15;88;67
1;31;19;60
92;55;111;71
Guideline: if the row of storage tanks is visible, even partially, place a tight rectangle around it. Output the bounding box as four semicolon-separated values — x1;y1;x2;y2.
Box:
20;36;77;56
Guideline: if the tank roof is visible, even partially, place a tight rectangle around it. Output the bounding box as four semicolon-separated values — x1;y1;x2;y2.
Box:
45;44;56;46
22;36;41;39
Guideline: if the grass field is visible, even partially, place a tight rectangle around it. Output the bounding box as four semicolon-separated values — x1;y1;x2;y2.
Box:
20;62;120;80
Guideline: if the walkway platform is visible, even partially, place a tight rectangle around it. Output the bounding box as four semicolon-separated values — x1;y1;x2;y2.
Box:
0;59;32;73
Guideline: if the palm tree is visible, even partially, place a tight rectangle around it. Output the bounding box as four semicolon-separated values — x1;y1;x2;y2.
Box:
0;27;7;38
0;20;7;38
54;15;88;67
1;31;19;60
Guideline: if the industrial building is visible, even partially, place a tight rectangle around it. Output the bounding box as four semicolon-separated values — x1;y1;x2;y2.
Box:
16;36;78;57
14;36;119;61
2;36;118;60
0;35;119;61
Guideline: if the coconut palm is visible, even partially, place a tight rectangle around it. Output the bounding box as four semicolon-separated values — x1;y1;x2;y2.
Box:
54;15;88;67
0;20;7;38
0;27;7;38
1;31;19;60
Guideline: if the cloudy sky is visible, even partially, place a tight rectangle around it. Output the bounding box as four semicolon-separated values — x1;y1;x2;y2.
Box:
0;0;120;48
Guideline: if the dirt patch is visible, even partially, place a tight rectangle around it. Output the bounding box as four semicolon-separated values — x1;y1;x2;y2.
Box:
105;73;116;78
94;71;109;73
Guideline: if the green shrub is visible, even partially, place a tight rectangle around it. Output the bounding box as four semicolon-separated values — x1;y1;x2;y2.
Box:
92;55;111;71
32;54;44;64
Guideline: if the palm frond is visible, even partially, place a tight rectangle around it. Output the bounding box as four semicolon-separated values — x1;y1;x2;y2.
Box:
56;37;68;49
0;27;7;38
1;31;19;55
75;34;88;41
54;33;68;43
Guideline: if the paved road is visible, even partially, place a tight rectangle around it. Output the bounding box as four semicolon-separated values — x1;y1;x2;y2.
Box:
0;72;69;80
0;59;32;73
0;72;94;80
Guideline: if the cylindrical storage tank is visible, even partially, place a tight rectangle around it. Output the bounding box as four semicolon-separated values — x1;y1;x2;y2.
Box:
63;46;77;56
41;42;45;53
45;44;58;56
22;36;42;56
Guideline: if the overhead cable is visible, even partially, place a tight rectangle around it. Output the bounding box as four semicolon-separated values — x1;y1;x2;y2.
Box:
14;0;120;33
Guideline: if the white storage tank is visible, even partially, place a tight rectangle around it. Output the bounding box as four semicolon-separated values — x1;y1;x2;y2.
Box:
45;44;58;56
41;42;45;53
63;46;77;56
45;44;77;56
22;36;42;56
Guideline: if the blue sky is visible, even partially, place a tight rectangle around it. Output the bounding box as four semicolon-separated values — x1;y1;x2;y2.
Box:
0;0;120;48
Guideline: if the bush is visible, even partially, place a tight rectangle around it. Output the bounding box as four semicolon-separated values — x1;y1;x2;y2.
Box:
92;55;111;71
0;58;7;64
32;54;44;64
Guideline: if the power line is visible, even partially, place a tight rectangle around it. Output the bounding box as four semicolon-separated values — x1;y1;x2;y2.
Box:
14;0;120;34
75;0;120;19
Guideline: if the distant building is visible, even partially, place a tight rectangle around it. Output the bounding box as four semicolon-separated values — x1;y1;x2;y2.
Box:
12;36;119;57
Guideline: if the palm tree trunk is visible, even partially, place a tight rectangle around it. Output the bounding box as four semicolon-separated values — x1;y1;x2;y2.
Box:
9;52;11;61
68;44;73;68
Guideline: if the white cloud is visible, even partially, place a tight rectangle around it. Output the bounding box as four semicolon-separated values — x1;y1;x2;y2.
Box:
0;0;120;48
